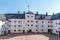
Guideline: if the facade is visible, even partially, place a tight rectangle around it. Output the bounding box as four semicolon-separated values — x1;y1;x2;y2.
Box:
0;11;60;35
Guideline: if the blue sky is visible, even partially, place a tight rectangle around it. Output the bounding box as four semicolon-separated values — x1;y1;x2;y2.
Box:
0;0;60;15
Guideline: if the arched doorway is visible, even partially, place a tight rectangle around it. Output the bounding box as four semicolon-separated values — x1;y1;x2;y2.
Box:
27;29;32;33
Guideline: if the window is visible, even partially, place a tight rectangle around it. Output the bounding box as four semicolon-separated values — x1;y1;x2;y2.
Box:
59;23;60;25
56;31;59;33
36;29;38;31
48;25;49;27
9;21;11;22
36;25;38;27
42;25;43;27
14;30;16;31
27;20;29;22
31;20;33;22
14;21;16;23
36;21;38;23
28;24;29;27
9;25;11;27
14;25;16;27
31;25;33;26
18;30;20;31
2;20;4;22
41;29;44;31
1;31;3;33
56;23;57;25
28;16;29;17
18;25;20;27
42;21;44;23
2;25;3;27
31;16;33;17
18;21;20;23
48;21;49;23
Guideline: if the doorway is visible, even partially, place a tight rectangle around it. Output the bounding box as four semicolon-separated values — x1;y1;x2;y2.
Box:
23;30;25;33
8;30;10;33
27;29;32;33
4;31;6;35
48;29;52;33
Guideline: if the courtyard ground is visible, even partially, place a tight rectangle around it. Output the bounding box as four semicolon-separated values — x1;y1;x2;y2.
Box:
0;33;60;40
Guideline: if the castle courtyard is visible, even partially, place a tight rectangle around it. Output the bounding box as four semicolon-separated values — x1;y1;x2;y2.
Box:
0;33;60;40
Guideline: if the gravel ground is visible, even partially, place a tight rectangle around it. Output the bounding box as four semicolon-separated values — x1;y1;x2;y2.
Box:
0;33;60;40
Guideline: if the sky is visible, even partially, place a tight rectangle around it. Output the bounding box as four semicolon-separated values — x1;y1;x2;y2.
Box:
0;0;60;15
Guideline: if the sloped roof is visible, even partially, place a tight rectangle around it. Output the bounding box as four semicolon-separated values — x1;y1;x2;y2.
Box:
0;11;57;20
26;11;34;14
51;13;60;20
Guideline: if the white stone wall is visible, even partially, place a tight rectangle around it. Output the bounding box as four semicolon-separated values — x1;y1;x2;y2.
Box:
38;20;51;32
52;20;60;35
8;19;22;33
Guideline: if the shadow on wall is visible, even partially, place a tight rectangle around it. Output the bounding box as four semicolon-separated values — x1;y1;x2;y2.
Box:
0;33;60;40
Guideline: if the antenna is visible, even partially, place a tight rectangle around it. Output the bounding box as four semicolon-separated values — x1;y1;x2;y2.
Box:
27;4;29;11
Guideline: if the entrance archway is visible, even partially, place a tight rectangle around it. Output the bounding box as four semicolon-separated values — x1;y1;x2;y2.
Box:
27;29;32;33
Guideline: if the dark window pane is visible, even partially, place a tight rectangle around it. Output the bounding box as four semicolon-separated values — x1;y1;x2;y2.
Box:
18;25;20;27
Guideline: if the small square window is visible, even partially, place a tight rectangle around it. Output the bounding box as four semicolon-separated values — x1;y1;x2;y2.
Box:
42;21;44;23
9;25;11;27
28;25;29;26
31;25;33;26
36;29;38;31
56;31;59;33
14;30;16;31
14;25;16;27
9;21;11;22
18;21;20;23
31;16;33;17
28;16;29;17
31;20;33;22
48;21;49;23
41;29;44;31
18;25;20;27
27;20;29;22
56;23;57;25
1;31;3;33
36;21;38;23
42;25;43;27
14;21;16;23
36;25;38;27
18;30;20;31
59;23;60;25
2;25;3;27
48;25;49;27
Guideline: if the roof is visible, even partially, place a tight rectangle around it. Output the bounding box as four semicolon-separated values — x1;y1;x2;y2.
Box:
35;14;52;20
1;11;60;20
26;11;34;14
51;13;60;20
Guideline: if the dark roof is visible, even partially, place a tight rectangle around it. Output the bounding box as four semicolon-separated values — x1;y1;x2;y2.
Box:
51;13;60;20
1;11;60;20
26;11;34;14
0;14;25;20
35;14;52;20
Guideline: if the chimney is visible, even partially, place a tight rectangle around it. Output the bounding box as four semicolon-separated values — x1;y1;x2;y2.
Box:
23;11;25;14
46;12;48;15
18;11;20;14
36;11;38;15
53;13;54;15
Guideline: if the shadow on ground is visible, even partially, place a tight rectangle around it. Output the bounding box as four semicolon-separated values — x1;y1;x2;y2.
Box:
0;33;60;40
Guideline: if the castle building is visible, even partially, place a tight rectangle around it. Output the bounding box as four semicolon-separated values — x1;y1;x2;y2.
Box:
0;11;60;35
